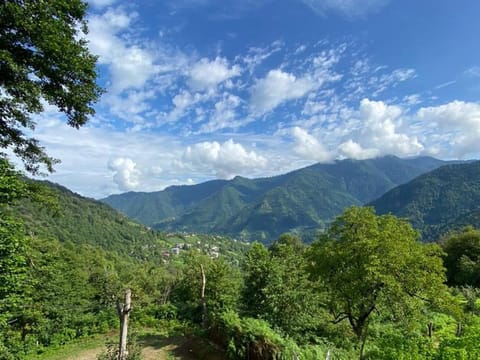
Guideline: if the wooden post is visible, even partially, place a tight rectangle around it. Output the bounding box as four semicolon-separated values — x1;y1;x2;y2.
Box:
117;289;132;360
456;322;462;336
200;264;207;328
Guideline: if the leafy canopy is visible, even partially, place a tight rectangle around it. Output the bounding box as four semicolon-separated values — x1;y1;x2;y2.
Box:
308;206;449;342
0;0;102;173
442;227;480;287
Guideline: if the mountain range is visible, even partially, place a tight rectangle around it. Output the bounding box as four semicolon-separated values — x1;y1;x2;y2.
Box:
102;156;450;242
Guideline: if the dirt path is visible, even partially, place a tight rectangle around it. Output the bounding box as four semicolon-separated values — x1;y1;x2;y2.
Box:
65;347;103;360
140;335;198;360
64;334;225;360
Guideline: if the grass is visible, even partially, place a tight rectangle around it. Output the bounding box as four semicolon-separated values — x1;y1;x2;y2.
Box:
25;333;113;360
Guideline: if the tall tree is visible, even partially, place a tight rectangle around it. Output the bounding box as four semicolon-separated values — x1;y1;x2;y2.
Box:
0;0;102;173
308;206;450;358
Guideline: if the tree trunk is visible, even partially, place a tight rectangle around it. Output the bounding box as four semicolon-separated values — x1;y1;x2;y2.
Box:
358;320;369;360
427;322;433;338
117;289;132;360
200;264;207;328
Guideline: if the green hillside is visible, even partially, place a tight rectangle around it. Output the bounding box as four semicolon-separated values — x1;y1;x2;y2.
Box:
102;156;448;242
371;161;480;241
13;181;249;261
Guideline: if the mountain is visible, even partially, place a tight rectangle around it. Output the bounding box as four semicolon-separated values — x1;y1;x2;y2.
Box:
102;156;448;243
370;161;480;241
14;181;168;259
14;180;249;261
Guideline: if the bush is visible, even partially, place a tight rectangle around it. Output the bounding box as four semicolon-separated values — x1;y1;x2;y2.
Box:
213;311;354;360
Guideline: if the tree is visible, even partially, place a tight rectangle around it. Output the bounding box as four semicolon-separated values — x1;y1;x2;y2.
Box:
442;227;480;287
0;0;102;173
0;159;31;351
241;239;323;340
172;252;241;324
308;206;449;358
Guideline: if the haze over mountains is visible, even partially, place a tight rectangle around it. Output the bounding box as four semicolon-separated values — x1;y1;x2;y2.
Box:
102;156;452;242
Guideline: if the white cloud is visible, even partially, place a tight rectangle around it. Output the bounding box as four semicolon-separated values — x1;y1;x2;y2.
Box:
182;139;268;178
87;8;159;93
301;0;389;17
105;89;156;126
291;127;334;162
163;90;212;123
250;70;314;114
465;66;480;78
188;57;241;91
357;98;423;155
369;68;416;96
338;139;379;160
336;99;423;160
240;42;284;73
198;93;242;133
417;101;480;157
108;157;141;191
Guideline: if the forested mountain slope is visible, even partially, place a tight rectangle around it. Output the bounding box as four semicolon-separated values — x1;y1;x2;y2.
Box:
102;156;448;242
371;161;480;241
13;181;170;259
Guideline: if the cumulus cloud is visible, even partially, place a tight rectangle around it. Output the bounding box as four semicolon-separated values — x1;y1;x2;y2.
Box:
108;157;141;191
338;99;423;159
338;139;379;160
250;70;314;114
417;101;480;157
182;139;268;178
188;57;241;91
291;127;334;162
87;8;159;93
301;0;389;17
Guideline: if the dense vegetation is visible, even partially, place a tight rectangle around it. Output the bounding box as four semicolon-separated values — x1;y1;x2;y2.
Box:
2;158;480;359
103;156;447;243
371;161;480;241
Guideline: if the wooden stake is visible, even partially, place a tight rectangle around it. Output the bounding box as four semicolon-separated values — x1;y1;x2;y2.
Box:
117;289;132;360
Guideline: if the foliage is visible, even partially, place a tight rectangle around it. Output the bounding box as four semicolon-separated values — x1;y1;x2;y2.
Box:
215;311;355;360
365;326;437;360
307;206;451;352
437;317;480;359
442;227;480;286
0;0;102;173
241;238;323;340
171;251;242;324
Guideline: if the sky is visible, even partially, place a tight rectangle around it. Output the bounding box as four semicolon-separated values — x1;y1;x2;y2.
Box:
29;0;480;198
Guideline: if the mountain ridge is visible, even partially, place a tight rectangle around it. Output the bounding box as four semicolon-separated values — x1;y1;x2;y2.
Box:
370;160;480;241
102;155;450;242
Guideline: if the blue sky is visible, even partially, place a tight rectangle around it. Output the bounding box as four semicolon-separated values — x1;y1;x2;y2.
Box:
32;0;480;198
